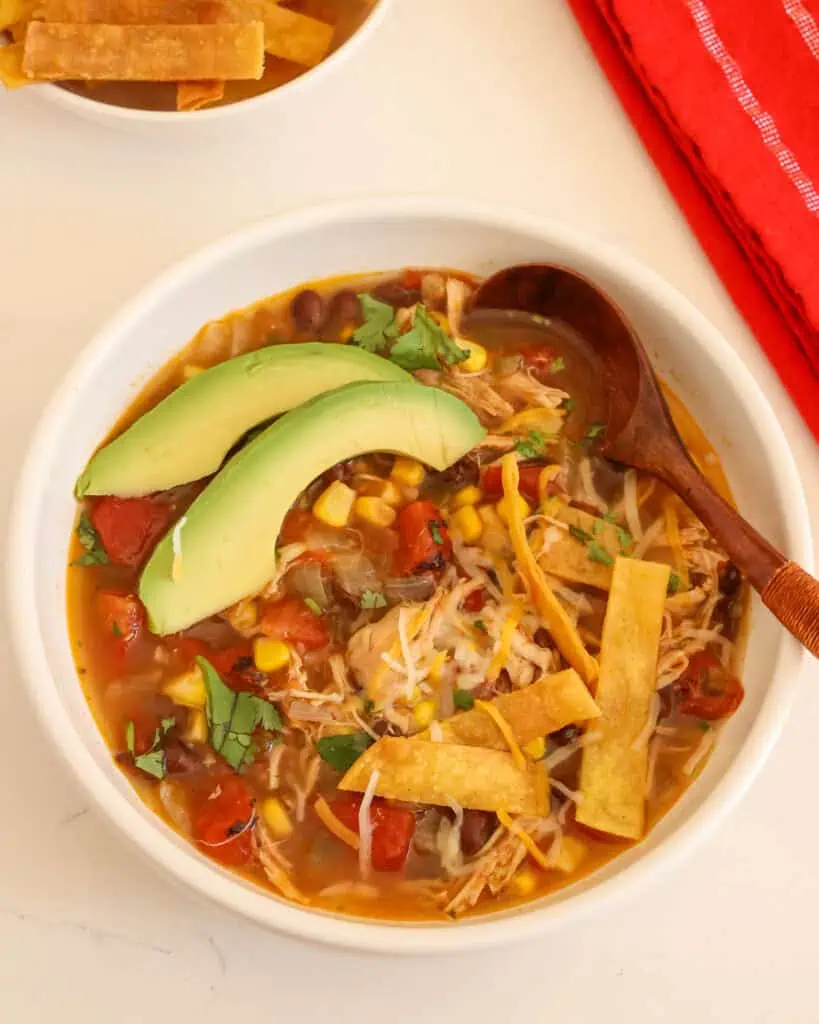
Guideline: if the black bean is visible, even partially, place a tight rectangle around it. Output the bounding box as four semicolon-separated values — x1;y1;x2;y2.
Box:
550;724;581;747
533;628;552;649
461;810;496;856
719;561;742;598
328;289;361;327
426;456;480;491
164;740;203;777
371;281;421;307
290;289;328;334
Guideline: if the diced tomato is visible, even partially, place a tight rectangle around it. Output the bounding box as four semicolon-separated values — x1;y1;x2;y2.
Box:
463;587;487;613
193;774;255;867
402;268;423;290
518;346;558;373
279;508;316;545
89;496;175;568
260;596;329;652
481;462;543;504
330;794;415;872
394;500;451;576
675;650;744;721
171;637;264;693
97;591;145;646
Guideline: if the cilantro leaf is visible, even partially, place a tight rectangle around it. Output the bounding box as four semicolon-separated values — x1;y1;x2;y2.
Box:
698;720;712;731
515;430;550;460
72;511;109;567
429;520;444;545
197;656;282;773
112;621;122;638
360;589;387;610
389;305;468;371
303;598;322;616
667;571;681;595
453;689;475;710
316;732;373;773
351;294;400;353
582;422;606;448
563;397;576;412
125;716;176;780
568;524;593;544
550;356;566;373
615;525;633;552
473;619;487;633
587;541;614;566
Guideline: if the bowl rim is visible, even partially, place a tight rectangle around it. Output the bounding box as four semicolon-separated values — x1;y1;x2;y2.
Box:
8;196;813;954
29;0;392;126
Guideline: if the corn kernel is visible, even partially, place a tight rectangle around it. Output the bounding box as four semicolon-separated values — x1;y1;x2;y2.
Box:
183;709;208;745
162;666;206;709
496;493;531;525
538;465;563;504
430;311;451;333
391;457;425;487
551;836;588;874
523;736;546;760
181;364;205;380
456;340;488;374
253;637;291;673
413;699;437;728
313;479;355;528
338;323;355;343
450;504;483;544
261;797;293;838
379;479;403;506
225;597;258;634
509;868;538;898
477;504;508;552
354;495;396;528
428;650;448;685
453;484;482;508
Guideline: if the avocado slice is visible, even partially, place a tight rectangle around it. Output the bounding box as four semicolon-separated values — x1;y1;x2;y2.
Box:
76;344;411;497
140;380;485;635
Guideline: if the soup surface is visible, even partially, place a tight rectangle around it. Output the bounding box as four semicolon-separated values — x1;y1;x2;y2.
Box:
67;268;747;921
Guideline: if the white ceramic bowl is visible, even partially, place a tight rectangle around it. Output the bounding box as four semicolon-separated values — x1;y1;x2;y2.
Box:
29;0;391;131
8;197;812;954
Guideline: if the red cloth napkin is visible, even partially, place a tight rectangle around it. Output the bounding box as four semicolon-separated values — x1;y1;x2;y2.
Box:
567;0;819;441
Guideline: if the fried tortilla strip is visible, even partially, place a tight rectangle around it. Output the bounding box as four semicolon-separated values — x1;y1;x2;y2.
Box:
576;557;670;840
419;670;600;750
0;0;31;29
0;42;27;86
33;0;215;19
501;454;599;686
177;79;224;110
340;738;549;816
22;22;264;81
233;2;333;65
538;506;624;592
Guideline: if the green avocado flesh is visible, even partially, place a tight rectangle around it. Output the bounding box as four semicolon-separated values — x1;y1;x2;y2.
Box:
76;344;411;497
140;380;486;635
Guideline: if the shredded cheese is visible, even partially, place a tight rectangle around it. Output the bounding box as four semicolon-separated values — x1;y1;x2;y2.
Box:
358;768;380;877
631;691;661;750
487;604;521;682
497;810;552;871
663;497;690;590
429;720;444;742
474;699;527;771
500;454;598;686
622;470;643;542
170;515;187;581
683;728;716;776
314;796;360;850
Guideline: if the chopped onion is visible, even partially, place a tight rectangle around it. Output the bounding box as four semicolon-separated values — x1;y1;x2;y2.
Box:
159;779;192;836
286;560;330;609
304;524;362;554
384;575;436;604
334;552;381;598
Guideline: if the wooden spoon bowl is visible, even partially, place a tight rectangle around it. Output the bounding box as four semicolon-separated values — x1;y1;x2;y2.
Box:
470;263;819;657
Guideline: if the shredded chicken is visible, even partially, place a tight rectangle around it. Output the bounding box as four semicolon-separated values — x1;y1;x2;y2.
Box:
496;369;569;409
416;369;514;424
445;832;528;915
254;821;307;904
347;603;419;693
445;277;472;337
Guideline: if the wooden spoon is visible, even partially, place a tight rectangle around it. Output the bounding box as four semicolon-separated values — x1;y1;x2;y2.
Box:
469;263;819;657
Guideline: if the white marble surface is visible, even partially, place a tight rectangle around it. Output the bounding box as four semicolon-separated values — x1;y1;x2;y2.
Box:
1;0;817;1019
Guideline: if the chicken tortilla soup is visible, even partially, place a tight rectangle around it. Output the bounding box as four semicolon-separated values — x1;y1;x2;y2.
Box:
67;267;747;921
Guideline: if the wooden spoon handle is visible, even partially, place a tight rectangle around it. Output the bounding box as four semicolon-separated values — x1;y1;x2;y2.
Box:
656;447;819;657
761;563;819;658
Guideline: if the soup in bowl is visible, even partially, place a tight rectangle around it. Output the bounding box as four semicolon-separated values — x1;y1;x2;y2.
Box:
9;200;809;952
